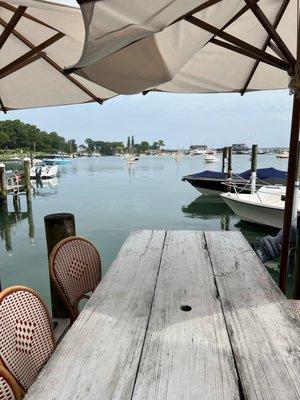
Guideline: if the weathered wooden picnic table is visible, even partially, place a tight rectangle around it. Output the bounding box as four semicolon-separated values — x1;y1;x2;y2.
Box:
25;230;300;400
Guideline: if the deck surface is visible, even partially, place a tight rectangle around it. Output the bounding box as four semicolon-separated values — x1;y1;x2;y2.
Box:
24;230;300;400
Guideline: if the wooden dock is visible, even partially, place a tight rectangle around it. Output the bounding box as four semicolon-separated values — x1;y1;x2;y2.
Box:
24;230;300;400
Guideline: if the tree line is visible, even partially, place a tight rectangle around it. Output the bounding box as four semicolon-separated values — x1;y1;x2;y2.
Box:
0;120;165;155
79;136;165;155
0;119;77;153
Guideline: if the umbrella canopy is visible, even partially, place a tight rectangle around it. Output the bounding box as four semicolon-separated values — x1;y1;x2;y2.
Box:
70;0;296;95
70;0;299;294
0;0;117;111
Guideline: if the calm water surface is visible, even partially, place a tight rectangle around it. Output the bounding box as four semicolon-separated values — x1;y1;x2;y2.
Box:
0;154;289;308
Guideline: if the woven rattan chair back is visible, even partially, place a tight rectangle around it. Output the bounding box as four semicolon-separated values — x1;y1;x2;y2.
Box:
0;366;22;400
49;236;101;322
0;286;54;393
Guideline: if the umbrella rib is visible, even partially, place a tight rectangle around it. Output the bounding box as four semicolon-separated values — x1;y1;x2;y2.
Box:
0;1;61;33
0;18;104;105
0;32;64;80
143;5;251;95
0;5;27;49
244;0;295;68
210;38;287;70
0;52;45;79
170;0;223;25
0;97;7;113
241;0;291;95
186;16;290;71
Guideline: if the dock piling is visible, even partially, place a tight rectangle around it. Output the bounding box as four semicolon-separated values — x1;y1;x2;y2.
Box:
23;158;31;192
251;144;258;194
44;213;76;318
222;147;228;173
0;162;7;200
227;146;233;192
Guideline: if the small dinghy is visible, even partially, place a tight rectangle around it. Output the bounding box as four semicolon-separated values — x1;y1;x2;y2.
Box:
182;167;287;196
204;155;219;163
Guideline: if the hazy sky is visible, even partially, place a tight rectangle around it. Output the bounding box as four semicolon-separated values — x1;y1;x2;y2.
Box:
0;90;293;149
0;0;293;149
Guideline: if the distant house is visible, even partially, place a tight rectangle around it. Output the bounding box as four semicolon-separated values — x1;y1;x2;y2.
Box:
189;145;208;155
190;145;208;151
232;143;250;153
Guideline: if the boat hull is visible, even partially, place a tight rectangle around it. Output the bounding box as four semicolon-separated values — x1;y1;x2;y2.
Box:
30;165;58;179
183;177;248;195
221;194;284;228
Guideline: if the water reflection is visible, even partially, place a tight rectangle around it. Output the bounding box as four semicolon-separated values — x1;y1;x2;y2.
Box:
127;164;135;182
0;178;60;253
182;195;233;230
32;177;59;197
0;192;35;253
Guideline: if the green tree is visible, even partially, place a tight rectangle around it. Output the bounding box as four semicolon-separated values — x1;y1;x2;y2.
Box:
68;139;77;154
140;141;150;152
158;140;165;150
127;136;130;151
152;141;159;150
131;135;134;148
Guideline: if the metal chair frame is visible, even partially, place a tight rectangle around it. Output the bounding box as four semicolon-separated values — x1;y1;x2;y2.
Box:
0;365;23;400
0;286;55;394
49;236;101;323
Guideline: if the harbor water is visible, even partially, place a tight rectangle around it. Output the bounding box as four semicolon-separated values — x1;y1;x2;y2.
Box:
0;154;290;308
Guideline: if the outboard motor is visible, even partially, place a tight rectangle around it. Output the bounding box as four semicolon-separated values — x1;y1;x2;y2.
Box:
35;166;42;179
252;220;297;262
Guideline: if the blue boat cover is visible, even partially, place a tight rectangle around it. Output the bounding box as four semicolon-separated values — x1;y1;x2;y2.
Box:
185;167;287;181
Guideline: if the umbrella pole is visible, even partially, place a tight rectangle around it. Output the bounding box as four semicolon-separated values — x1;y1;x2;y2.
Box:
278;93;300;292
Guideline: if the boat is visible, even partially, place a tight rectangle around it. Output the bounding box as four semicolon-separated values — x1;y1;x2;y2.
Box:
221;185;299;228
30;161;58;179
182;167;287;196
204;154;219;163
276;150;289;159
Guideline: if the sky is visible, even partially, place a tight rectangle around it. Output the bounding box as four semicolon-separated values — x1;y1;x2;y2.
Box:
0;90;293;149
0;0;294;149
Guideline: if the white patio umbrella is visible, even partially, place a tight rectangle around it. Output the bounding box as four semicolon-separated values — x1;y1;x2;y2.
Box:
0;0;117;111
68;0;299;293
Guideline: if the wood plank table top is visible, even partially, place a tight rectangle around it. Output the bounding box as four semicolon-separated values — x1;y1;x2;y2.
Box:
24;231;300;400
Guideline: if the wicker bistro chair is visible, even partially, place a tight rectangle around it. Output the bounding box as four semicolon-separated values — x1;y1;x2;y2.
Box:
0;366;22;400
49;236;101;323
0;286;55;395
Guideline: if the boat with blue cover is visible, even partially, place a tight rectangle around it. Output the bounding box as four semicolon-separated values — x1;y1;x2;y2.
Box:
182;167;287;195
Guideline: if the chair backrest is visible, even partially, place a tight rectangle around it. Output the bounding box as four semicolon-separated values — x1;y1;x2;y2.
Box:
0;366;22;400
49;236;101;322
0;286;55;393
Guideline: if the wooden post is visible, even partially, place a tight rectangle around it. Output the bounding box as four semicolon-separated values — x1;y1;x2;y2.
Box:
227;146;233;192
23;158;31;192
279;96;300;292
0;199;12;253
26;191;35;243
251;144;258;193
292;142;300;298
44;213;76;318
293;218;300;299
0;162;7;200
222;147;228;173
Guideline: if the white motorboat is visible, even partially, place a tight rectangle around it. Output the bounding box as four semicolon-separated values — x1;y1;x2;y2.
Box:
221;185;299;228
276;150;289;159
30;161;58;179
204;155;219;163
